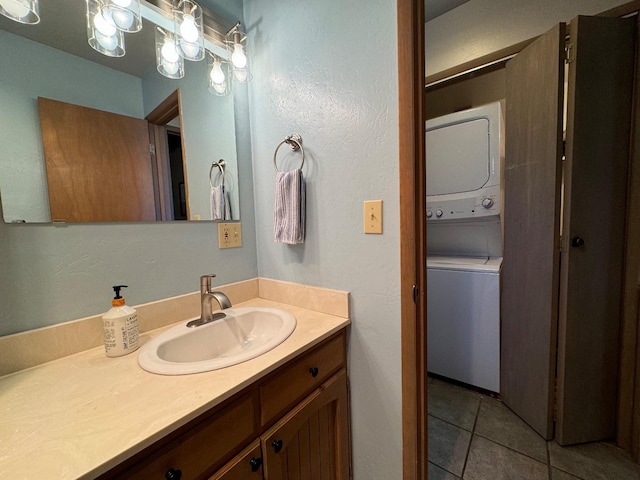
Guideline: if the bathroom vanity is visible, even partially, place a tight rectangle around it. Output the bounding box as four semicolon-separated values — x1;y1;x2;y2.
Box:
0;293;351;480
101;332;349;479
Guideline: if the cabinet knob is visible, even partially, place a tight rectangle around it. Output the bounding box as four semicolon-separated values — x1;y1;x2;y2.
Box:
165;468;183;480
309;367;319;378
570;236;585;248
249;457;263;472
272;439;283;453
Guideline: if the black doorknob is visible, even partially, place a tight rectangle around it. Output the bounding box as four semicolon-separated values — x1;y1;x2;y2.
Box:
272;439;283;453
309;367;319;377
249;457;263;472
165;468;183;480
570;236;585;248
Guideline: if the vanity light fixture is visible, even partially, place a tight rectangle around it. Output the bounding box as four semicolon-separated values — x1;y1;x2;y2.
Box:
0;0;39;24
80;0;253;86
104;0;142;33
86;0;126;57
226;22;251;83
155;26;184;79
173;0;204;61
207;52;230;96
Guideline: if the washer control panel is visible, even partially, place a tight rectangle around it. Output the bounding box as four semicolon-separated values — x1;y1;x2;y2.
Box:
427;187;500;221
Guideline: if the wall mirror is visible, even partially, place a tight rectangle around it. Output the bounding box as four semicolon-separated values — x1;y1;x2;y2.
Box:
0;0;240;223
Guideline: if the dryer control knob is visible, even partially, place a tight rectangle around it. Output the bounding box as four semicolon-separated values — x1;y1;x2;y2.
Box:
436;209;443;218
481;198;494;209
427;210;433;219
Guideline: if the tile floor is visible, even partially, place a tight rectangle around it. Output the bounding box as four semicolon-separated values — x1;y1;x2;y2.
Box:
428;376;640;480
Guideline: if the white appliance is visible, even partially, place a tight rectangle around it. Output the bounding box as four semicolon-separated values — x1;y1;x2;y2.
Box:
426;102;503;393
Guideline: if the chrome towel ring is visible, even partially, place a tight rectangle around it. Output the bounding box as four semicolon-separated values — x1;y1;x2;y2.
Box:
273;134;305;172
210;159;226;188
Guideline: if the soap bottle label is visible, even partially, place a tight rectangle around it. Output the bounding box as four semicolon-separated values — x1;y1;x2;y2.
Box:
103;312;139;357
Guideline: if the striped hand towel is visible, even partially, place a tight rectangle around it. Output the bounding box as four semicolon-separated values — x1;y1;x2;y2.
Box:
274;169;306;244
210;186;232;221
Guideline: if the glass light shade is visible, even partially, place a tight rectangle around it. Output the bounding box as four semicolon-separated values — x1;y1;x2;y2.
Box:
207;54;230;96
0;0;39;24
87;0;125;57
104;0;141;33
226;30;251;83
173;0;204;61
155;27;184;79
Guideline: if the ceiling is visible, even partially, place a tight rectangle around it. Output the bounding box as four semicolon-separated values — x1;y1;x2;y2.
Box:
0;0;156;77
425;0;472;22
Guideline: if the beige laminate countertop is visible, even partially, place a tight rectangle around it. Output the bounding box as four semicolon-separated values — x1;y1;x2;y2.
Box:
0;298;350;479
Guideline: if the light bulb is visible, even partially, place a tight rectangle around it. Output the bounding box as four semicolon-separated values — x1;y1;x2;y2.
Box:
111;9;133;30
210;61;225;85
162;59;180;75
234;69;248;83
212;83;227;94
179;14;199;43
111;0;131;7
179;42;201;59
96;30;118;51
161;38;179;63
93;10;116;37
231;43;247;69
0;0;30;18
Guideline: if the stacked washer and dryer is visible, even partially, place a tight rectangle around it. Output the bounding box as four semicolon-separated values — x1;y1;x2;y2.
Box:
426;102;503;393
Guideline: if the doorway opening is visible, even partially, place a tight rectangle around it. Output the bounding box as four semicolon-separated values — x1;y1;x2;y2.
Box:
146;89;189;221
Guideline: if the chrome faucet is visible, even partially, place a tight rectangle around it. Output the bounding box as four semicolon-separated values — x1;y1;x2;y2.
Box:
187;274;232;328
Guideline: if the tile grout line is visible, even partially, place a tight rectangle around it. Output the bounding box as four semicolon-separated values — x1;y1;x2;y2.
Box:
547;439;552;480
426;415;468;478
459;396;483;478
428;412;474;433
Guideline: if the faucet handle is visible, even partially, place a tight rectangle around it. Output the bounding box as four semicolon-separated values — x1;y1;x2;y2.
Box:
200;274;216;292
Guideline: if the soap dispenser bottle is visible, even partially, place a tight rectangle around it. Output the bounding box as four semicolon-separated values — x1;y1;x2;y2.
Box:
102;285;139;357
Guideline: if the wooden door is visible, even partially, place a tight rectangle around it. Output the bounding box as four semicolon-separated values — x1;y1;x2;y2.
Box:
501;23;565;439
261;371;350;480
38;97;156;222
556;15;635;445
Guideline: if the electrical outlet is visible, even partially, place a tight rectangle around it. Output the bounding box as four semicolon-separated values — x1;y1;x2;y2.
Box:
217;222;242;248
364;200;383;234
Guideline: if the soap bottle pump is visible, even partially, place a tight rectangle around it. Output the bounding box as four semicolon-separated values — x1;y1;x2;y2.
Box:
102;285;139;357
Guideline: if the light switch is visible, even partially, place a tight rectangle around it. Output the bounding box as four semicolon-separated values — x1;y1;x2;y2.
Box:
217;222;242;248
364;200;383;234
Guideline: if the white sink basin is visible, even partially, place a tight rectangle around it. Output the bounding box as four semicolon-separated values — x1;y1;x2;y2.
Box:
138;307;296;375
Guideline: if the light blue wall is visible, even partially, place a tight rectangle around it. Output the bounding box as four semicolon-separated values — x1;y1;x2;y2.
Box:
243;0;402;478
0;0;256;337
0;30;144;223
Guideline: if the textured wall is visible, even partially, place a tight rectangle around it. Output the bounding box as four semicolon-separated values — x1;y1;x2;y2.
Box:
0;0;257;337
242;0;402;478
426;0;630;77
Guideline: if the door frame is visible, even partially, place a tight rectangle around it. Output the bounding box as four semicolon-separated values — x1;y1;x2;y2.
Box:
397;0;427;478
404;0;640;469
146;89;189;221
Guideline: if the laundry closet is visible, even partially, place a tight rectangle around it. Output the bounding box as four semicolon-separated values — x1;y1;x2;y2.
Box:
425;14;636;447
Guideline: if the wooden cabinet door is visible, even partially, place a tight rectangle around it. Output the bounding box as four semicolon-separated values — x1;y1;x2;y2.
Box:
261;371;350;480
556;15;635;445
38;97;157;222
502;22;566;440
